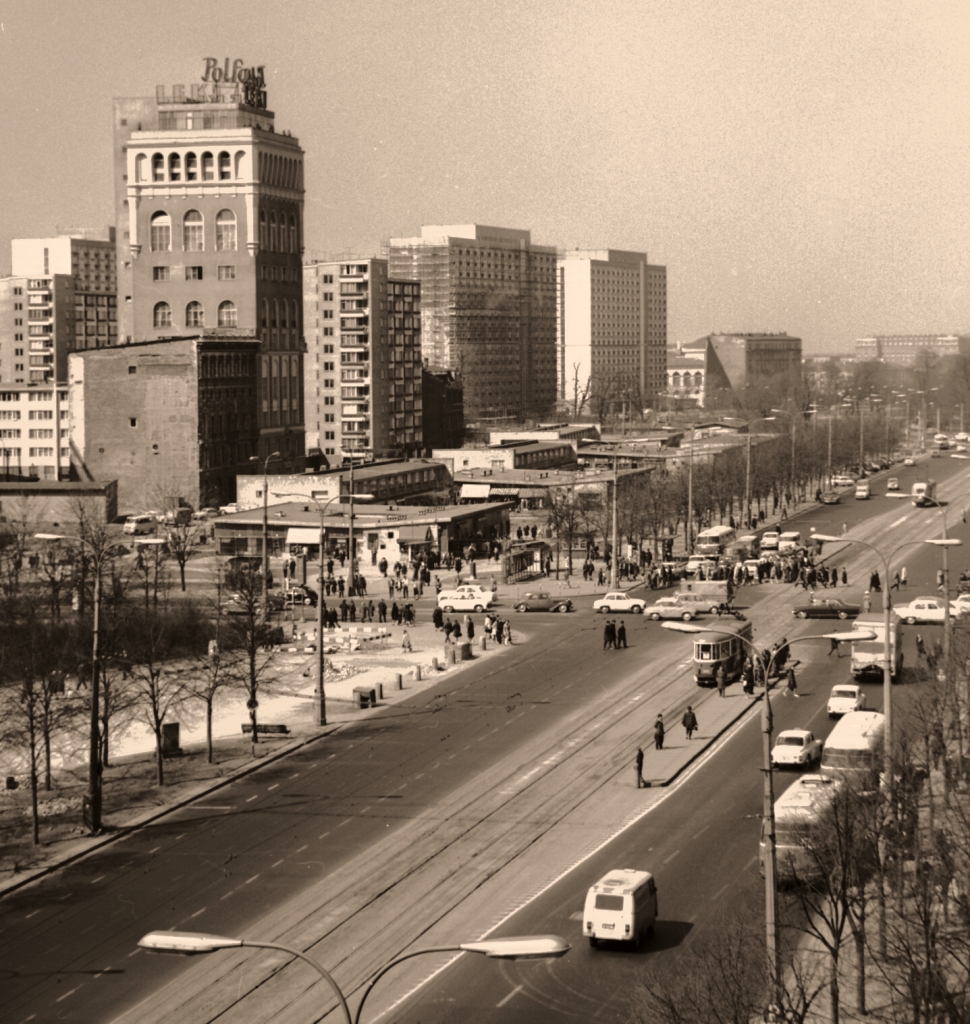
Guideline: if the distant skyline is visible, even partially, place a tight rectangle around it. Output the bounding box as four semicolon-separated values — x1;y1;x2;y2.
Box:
2;0;969;355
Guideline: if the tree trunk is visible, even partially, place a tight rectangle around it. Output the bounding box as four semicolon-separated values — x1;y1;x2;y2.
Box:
853;901;866;1016
179;561;187;592
29;725;40;845
154;725;165;786
43;718;52;791
207;700;214;764
830;964;840;1024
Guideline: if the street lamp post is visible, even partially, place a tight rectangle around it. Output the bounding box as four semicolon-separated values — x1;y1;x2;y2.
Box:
610;447;620;590
662;622;866;1007
249;452;280;620
137;930;569;1024
744;417;776;531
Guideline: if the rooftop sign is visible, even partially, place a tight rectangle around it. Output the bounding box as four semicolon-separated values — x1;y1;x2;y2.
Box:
155;59;268;109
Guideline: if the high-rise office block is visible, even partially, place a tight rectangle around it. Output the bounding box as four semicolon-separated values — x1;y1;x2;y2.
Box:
388;224;557;425
557;249;667;417
116;63;305;465
304;259;422;460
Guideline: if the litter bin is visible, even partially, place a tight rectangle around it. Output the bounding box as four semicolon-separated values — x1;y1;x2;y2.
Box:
353;685;377;709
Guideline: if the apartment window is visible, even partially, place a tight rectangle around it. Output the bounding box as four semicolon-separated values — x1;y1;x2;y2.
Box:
168;152;181;181
269;212;278;251
152;153;164;182
128;366;137;374
153;266;170;281
150;212;172;252
29;429;54;439
289;214;298;254
218;301;237;328
185;152;198;181
218;151;231;180
259;210;267;249
129;418;137;427
183;210;204;251
202;151;214;181
153;301;172;328
215;209;237;251
186;266;203;280
218;265;236;280
29;448;54;457
185;301;204;328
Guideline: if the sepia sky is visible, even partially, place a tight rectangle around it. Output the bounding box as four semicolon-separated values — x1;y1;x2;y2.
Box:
2;0;969;354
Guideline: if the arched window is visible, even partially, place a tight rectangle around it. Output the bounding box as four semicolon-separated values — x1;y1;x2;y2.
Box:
150;212;171;252
135;153;147;183
183;210;204;251
185;301;204;328
153;302;172;328
185;152;198;181
271;300;279;329
259;210;267;250
289;214;297;254
269;212;277;252
168;153;181;181
218;301;237;328
152;154;164;182
280;299;288;329
202;152;214;181
218;151;231;180
234;150;246;178
261;298;269;329
215;209;236;251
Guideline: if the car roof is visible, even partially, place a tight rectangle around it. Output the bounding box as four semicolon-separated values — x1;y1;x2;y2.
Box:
777;728;812;739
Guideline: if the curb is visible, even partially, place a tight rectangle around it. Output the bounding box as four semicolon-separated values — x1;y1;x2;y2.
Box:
0;728;336;900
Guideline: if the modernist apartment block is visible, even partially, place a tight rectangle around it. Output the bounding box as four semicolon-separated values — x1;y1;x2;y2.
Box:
304;259;422;461
557;249;667;415
0;384;70;482
389;224;557;425
118;68;305;464
0;274;75;385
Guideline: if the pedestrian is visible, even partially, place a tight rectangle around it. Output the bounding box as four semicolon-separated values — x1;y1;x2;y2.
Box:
401;628;412;653
616;619;627;649
900;566;908;586
841;566;848;586
716;662;727;697
682;706;698;739
503;622;513;645
916;633;927;662
829;637;841;657
654;714;665;751
784;666;799;697
863;590;871;613
635;746;645;788
603;619;616;650
891;571;900;591
380;599;390;624
466;616;475;641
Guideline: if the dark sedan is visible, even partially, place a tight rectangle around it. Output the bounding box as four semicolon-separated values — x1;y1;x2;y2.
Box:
513;592;573;613
792;597;860;620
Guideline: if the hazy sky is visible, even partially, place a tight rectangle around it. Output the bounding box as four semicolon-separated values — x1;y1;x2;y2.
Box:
2;0;969;354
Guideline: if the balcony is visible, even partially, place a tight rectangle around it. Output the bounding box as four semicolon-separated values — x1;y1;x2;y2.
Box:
342;404;369;417
340;315;369;330
340;334;369;347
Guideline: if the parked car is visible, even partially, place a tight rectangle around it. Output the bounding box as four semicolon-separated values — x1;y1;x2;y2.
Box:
792;597;860;620
904;456;916;466
220;503;241;515
827;683;867;717
644;597;696;621
513;592;572;613
593;591;646;614
832;474;856;487
886;477;899;491
820;490;841;505
227;555;263;573
894;596;963;624
193;507;221;520
771;729;823;769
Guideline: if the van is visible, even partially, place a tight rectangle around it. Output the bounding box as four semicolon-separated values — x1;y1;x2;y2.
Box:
583;869;658;948
854;481;871;500
123;515;156;536
912;480;937;507
778;531;802;554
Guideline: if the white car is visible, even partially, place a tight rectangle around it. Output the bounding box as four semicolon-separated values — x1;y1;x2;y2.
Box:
904;456;916;466
437;589;495;612
956;432;970;443
593;591;646;614
760;531;780;551
771;729;823;769
886;477;899;491
827;683;867;718
644;597;696;621
438;583;492;601
954;593;970;616
219;503;241;515
684;555;718;577
894;596;962;625
832;475;856;487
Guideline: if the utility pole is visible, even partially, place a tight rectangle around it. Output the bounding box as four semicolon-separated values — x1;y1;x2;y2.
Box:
686;425;694;554
610;449;619;589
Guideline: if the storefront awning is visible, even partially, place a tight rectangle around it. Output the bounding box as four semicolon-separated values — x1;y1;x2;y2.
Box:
286;527;322;547
460;483;492;499
489;487;520;497
518;487;547;498
396;524;435;544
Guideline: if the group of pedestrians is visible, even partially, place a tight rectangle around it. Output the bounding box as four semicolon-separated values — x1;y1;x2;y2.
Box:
635;706;699;786
602;619;628;649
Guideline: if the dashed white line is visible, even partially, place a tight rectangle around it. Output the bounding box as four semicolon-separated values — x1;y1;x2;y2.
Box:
693;824;710;839
55;986;80;1003
148;846;161;854
246;795;258;803
295;844;308;854
127;948;141;958
90;875;106;885
318;831;330;839
272;859;285;868
187;907;206;920
289;773;300;779
220;890;235;900
496;984;524;1008
336;818;352;828
25;909;41;920
243;874;260;885
711;882;730;902
174;834;186;841
662;848;680;864
360;806;371;815
268;784;279;791
17;1014;37;1022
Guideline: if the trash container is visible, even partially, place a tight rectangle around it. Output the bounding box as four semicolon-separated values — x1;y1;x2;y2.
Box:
353;686;377;709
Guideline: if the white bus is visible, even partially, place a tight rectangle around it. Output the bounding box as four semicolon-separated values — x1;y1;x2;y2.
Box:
583;869;658;948
820;711;885;787
761;774;843;884
694;525;736;556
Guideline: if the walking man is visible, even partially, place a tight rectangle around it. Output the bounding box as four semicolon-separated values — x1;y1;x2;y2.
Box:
635;747;645;788
682;706;698;740
401;628;412;653
716;663;727;697
784;666;799;697
616;619;628;649
653;714;665;751
828;636;841;657
603;619;616;650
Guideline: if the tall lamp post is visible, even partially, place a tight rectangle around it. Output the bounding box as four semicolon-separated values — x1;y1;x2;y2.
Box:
137;930;570;1024
743;417;775;531
610;447;620;589
662;622;867;1007
249;451;280;620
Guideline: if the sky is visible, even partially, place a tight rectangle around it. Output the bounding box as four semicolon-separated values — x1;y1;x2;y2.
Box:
2;0;969;355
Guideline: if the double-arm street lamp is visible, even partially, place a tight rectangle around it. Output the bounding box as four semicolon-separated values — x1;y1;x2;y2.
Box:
137;929;570;1024
662;622;870;1008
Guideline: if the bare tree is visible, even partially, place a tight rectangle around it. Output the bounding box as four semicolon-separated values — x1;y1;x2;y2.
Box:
223;567;277;744
185;626;242;763
130;540;171;609
165;520;201;592
545;486;582;576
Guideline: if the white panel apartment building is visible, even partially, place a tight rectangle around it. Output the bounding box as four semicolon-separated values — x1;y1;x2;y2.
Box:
557;249;666;417
0;385;70;481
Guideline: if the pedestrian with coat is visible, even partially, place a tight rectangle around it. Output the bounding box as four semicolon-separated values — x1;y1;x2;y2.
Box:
682;706;698;739
716;662;727;697
784;666;799;697
635;747;645;788
616;619;628;649
603;619;616;650
654;714;665;750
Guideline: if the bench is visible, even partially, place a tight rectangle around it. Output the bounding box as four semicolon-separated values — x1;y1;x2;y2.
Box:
241;723;290;735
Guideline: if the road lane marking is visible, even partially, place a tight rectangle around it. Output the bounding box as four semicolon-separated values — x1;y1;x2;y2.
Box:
318;831;330;839
272;859;285;868
295;845;307;854
220;890;235;900
55;987;80;1003
889;515;910;528
497;985;523;1008
246;795;258;803
711;883;730;902
148;846;161;854
693;825;710;839
17;1015;36;1022
336;818;352;828
289;773;300;779
90;875;106;885
663;849;680;864
187;908;206;920
127;949;141;957
360;806;371;815
25;910;41;919
268;784;279;791
190;805;232;811
243;874;259;885
174;834;186;841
